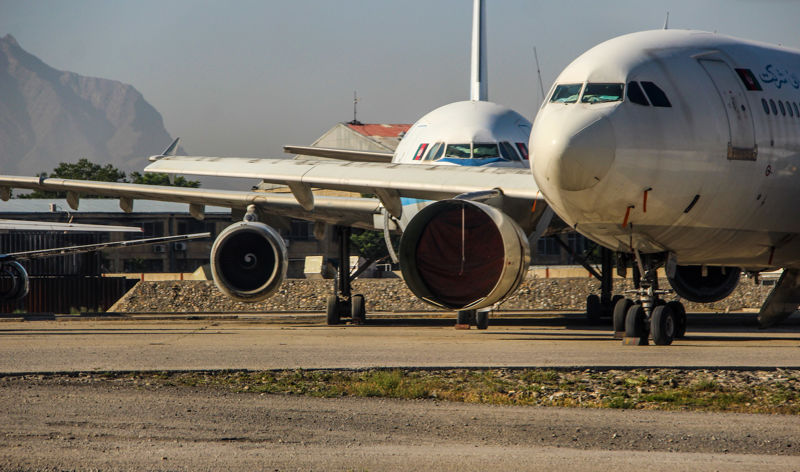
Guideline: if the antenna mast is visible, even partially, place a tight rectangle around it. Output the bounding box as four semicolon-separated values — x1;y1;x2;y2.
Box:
533;46;545;107
663;11;669;30
350;91;362;125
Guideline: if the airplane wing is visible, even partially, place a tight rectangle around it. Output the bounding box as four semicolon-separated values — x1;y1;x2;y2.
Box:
0;159;539;229
0;219;142;233
283;145;394;163
0;176;382;230
143;156;539;210
0;233;211;262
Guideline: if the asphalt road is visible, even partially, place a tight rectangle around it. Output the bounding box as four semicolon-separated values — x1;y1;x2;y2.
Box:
0;312;799;373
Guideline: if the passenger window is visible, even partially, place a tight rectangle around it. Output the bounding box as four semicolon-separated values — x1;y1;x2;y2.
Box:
787;101;794;118
770;99;778;115
472;143;500;159
581;83;624;104
779;101;786;116
640;81;672;107
762;98;770;115
425;142;444;161
499;142;521;161
445;144;471;158
627;81;650;106
550;84;582;104
515;142;529;160
413;143;429;161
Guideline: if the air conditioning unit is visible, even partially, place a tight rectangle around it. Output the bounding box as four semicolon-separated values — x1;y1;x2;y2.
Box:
152;245;166;253
173;242;188;251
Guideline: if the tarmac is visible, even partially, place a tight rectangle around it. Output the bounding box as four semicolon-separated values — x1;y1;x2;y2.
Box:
1;311;799;373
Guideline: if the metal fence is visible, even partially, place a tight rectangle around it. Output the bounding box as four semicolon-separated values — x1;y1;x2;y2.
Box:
0;276;135;314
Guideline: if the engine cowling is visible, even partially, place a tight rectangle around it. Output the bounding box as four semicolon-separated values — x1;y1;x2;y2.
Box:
399;199;530;310
210;221;288;302
0;261;29;302
667;265;740;303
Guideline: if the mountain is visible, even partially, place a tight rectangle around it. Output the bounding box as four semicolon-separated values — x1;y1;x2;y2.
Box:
0;34;179;176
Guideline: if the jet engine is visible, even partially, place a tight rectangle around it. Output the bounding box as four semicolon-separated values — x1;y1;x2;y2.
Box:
210;221;288;302
0;261;29;302
399;199;530;310
667;265;740;303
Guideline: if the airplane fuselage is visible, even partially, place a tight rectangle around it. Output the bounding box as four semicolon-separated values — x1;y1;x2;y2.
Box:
531;30;800;270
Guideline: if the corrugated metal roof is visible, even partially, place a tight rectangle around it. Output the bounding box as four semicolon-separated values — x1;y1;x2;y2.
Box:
0;199;230;214
346;123;411;138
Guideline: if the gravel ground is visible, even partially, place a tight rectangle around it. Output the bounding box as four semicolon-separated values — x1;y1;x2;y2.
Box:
111;277;775;314
2;377;799;471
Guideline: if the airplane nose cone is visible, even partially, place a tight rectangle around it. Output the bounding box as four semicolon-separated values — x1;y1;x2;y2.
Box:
534;114;616;192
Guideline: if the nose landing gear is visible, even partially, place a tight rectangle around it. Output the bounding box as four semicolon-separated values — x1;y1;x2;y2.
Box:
617;254;687;346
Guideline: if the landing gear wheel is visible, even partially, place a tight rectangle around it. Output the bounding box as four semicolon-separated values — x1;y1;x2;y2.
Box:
667;301;687;338
586;294;602;321
456;310;474;327
624;304;647;339
326;295;341;325
613;298;632;334
351;294;366;325
651;304;676;345
475;311;489;330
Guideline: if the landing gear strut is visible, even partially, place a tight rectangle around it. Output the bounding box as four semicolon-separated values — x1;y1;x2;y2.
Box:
325;226;368;325
617;253;687;346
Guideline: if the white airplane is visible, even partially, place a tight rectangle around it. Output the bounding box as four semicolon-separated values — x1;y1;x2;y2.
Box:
531;29;800;344
0;0;550;327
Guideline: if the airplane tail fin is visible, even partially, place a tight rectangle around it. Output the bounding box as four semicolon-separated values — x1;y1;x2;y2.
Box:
470;0;487;101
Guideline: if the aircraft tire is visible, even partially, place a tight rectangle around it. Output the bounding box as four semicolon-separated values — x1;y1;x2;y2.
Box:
475;311;489;330
457;310;474;325
613;297;632;333
326;295;341;325
667;301;687;338
651;304;676;345
586;294;602;321
624;304;647;338
351;294;366;324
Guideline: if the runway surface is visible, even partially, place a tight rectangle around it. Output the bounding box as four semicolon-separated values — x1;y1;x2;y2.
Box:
1;312;799;373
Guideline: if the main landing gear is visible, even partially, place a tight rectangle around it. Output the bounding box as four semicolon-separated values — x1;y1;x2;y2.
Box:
326;226;369;326
455;308;490;330
614;254;687;346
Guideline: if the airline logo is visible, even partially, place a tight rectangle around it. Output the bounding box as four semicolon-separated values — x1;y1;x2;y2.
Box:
759;64;800;89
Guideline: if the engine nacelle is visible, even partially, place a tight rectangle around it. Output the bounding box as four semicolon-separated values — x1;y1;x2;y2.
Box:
0;261;29;302
210;221;288;302
667;265;740;303
399;199;530;310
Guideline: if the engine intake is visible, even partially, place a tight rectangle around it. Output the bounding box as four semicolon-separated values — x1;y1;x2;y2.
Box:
0;261;29;302
667;265;740;303
210;221;288;302
399;199;530;310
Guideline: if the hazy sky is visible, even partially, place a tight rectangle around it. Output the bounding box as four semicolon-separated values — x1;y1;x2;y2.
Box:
2;0;800;160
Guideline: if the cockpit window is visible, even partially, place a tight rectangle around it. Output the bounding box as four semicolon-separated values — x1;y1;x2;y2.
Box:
640;81;672;107
472;143;500;159
581;83;624;104
550;83;582;104
425;142;444;160
445;144;471;158
499;142;521;161
626;81;650;106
